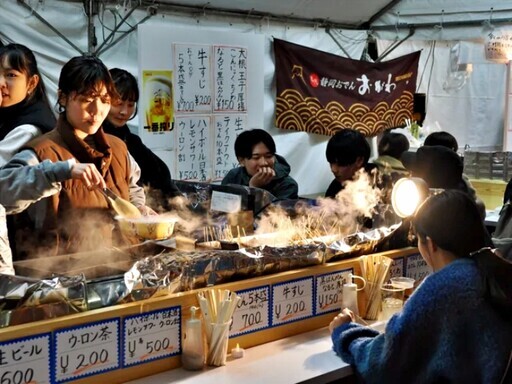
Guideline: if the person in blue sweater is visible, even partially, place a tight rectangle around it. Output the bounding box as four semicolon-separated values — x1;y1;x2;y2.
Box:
329;190;512;384
221;129;298;200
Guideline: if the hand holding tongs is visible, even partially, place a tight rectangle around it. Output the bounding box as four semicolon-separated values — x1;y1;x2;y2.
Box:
99;188;142;219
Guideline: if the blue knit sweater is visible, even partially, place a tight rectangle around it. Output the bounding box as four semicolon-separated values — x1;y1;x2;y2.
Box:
331;258;512;384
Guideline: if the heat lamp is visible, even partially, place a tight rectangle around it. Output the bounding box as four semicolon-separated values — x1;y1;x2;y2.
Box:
391;177;430;218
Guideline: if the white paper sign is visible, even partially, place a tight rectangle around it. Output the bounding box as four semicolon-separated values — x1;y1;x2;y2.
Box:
315;269;352;315
123;307;181;367
485;30;512;63
175;115;212;181
0;334;50;384
389;257;405;278
173;44;213;113
405;253;432;282
213;45;248;112
210;190;242;213
272;277;314;326
213;114;246;181
54;319;120;383
231;286;270;336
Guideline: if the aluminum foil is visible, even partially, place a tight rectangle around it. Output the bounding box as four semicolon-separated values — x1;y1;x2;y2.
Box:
0;274;87;328
120;243;326;302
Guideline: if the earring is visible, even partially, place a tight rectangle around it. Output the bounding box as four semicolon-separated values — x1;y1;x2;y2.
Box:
58;104;65;113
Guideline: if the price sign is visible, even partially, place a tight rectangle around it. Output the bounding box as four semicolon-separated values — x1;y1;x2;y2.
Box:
389;257;404;278
0;334;50;384
54;318;120;383
231;286;270;336
123;307;181;367
315;269;352;315
405;253;432;282
272;277;314;326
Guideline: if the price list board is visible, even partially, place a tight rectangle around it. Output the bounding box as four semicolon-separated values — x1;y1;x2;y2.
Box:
389;257;405;278
231;286;271;337
315;268;353;315
53;318;120;383
405;253;432;281
123;306;181;367
0;333;51;384
272;277;314;326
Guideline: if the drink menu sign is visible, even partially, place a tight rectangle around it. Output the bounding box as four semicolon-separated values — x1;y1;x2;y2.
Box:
0;334;51;384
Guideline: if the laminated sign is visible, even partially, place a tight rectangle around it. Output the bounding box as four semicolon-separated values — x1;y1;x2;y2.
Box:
274;39;420;136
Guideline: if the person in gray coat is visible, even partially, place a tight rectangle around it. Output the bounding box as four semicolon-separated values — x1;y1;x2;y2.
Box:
221;129;298;200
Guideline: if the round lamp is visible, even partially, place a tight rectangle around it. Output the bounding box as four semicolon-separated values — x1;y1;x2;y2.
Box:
391;177;430;218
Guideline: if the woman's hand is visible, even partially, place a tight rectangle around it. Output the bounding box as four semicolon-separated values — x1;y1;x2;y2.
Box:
71;163;106;189
329;308;355;334
249;167;275;188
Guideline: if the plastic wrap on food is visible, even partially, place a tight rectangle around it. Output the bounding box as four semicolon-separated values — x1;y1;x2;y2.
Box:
0;274;87;328
326;223;401;262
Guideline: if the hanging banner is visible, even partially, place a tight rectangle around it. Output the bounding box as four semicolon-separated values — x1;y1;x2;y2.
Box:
274;39;420;136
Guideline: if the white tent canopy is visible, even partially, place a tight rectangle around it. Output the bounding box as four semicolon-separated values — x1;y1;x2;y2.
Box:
1;0;511;196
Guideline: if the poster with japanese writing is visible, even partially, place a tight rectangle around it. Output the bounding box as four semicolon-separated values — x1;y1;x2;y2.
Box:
175;115;212;181
231;286;271;336
213;114;246;180
315;269;352;315
138;25;264;180
213;45;248;112
274;38;420;136
173;44;213;113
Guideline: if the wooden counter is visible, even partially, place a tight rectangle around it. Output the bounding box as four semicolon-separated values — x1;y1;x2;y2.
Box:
0;247;421;384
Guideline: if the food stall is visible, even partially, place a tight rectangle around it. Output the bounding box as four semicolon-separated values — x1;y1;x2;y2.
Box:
0;183;430;384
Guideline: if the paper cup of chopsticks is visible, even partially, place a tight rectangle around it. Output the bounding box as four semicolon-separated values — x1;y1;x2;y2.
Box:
197;288;240;366
359;254;392;320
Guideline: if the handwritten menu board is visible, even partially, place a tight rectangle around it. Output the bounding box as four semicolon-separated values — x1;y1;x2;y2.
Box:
231;286;271;336
213;46;248;112
272;277;314;326
173;44;213;113
123;307;181;367
405;253;432;282
315;269;352;315
53;318;120;383
389;257;405;278
138;26;263;179
213;114;246;180
0;334;50;384
175;115;212;181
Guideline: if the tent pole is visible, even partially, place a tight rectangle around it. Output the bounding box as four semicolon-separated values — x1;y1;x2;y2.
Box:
16;0;84;55
504;61;512;151
375;27;415;63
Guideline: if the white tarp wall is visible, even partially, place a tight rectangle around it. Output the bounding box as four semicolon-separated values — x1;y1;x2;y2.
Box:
0;0;367;196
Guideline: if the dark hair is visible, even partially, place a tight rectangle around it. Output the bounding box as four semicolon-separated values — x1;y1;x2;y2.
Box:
378;132;410;159
58;56;118;110
326;129;370;166
234;129;276;159
424;131;458;152
109;68;139;119
0;43;51;107
414;190;512;319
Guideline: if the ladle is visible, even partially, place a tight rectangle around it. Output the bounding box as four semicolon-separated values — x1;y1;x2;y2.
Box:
100;188;142;219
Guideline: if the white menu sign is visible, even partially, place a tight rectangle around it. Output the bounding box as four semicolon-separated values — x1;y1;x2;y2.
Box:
315;269;352;315
272;277;314;326
54;319;120;383
231;286;270;336
123;307;181;367
405;253;432;282
0;334;50;384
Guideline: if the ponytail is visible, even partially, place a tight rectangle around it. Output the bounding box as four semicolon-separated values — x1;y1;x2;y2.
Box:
469;248;512;321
